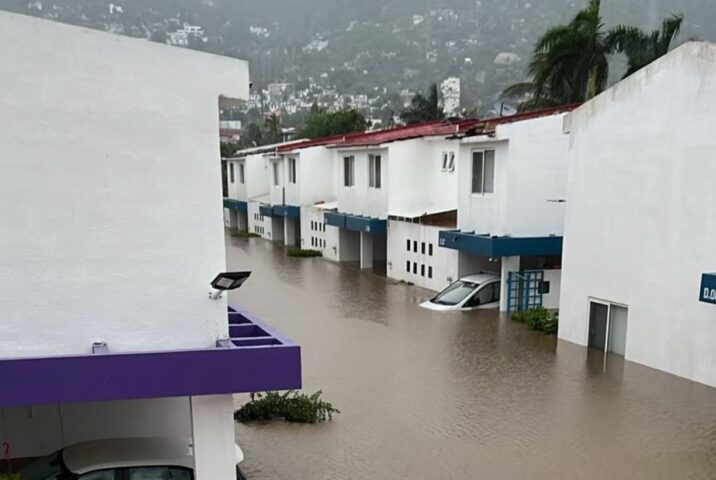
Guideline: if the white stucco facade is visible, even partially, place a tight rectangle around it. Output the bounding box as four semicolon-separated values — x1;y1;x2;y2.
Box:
559;42;716;388
449;113;570;310
0;11;249;478
456;114;570;237
387;221;460;291
0;11;248;357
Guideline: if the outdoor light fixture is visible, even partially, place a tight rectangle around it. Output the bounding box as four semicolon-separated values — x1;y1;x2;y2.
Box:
209;272;252;300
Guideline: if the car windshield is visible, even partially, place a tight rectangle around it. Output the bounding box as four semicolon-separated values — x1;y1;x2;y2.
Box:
17;451;65;480
431;281;479;306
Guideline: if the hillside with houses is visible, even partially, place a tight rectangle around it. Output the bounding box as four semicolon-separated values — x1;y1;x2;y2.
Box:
1;0;713;119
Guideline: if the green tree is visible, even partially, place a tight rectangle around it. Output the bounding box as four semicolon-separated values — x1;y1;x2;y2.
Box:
607;14;684;79
263;112;283;144
239;123;263;148
401;83;444;125
300;105;369;139
503;0;610;111
504;1;686;112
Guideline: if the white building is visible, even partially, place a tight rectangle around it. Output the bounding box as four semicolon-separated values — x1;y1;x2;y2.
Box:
558;42;716;388
324;122;474;291
0;11;300;479
441;77;461;116
439;107;577;311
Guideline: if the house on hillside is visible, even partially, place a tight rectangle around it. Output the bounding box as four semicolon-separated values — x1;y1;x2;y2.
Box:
558;42;716;388
0;11;300;480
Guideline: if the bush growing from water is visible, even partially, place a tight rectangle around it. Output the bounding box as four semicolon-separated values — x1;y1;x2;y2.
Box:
234;231;261;239
287;248;322;258
235;391;339;424
511;308;559;335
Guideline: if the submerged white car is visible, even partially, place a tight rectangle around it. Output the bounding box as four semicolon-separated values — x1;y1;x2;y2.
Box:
17;437;247;480
421;273;501;311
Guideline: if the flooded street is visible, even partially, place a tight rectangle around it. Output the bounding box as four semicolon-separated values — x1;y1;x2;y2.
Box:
226;235;716;479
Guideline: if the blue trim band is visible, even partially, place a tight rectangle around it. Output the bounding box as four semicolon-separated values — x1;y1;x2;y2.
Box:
223;198;248;212
439;230;563;257
325;212;387;234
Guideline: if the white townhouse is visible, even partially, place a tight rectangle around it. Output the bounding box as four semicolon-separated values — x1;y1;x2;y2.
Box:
224;141;302;241
271;142;338;249
558;42;716;388
323;122;478;291
438;106;577;311
0;11;300;480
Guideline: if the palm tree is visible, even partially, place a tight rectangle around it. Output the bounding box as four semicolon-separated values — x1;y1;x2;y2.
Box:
503;0;609;111
401;83;444;125
264;112;282;144
607;14;683;79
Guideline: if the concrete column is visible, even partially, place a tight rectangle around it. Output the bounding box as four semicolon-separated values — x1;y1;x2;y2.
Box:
237;211;248;232
360;232;374;270
190;395;236;480
284;217;297;247
500;256;521;312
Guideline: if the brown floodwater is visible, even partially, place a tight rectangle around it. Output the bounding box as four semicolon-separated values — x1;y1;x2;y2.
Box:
226;234;716;480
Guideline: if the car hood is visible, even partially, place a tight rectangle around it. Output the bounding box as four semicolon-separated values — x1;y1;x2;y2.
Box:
420;301;460;311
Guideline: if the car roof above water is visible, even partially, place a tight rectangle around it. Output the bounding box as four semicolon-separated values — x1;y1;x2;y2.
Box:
63;437;195;474
460;273;499;284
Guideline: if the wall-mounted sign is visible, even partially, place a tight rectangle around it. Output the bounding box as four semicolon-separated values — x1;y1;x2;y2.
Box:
700;273;716;305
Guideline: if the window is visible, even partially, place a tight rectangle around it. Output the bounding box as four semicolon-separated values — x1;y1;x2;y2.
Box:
472;150;495;194
428;266;433;279
441;152;449;171
406;239;411;251
421;242;426;255
273;161;280;186
128;467;192;480
448;152;456;172
413;240;418;253
369;154;382;188
344;156;355;187
288;157;297;184
466;283;499;308
429;244;433;256
540;281;551;295
421;264;425;277
239;163;245;184
79;470;118;480
406;261;411;273
229;163;235;183
413;262;418;274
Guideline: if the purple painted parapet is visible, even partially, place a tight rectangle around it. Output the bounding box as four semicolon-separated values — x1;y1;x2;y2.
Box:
0;306;301;408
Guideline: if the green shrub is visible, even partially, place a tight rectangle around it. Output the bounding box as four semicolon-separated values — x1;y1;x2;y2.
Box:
235;391;340;424
287;248;322;258
0;474;22;480
234;231;261;238
511;308;559;335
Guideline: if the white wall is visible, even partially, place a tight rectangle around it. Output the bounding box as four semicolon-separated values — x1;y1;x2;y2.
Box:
0;397;191;458
225;159;246;201
247;202;272;240
324;225;341;262
296;147;337;207
388;138;459;215
559;42;716;388
542;269;562;310
246;153;271;201
457;114;569;237
336;149;389;218
269;157;285;206
0;11;249;357
387;221;459;292
301;207;329;254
